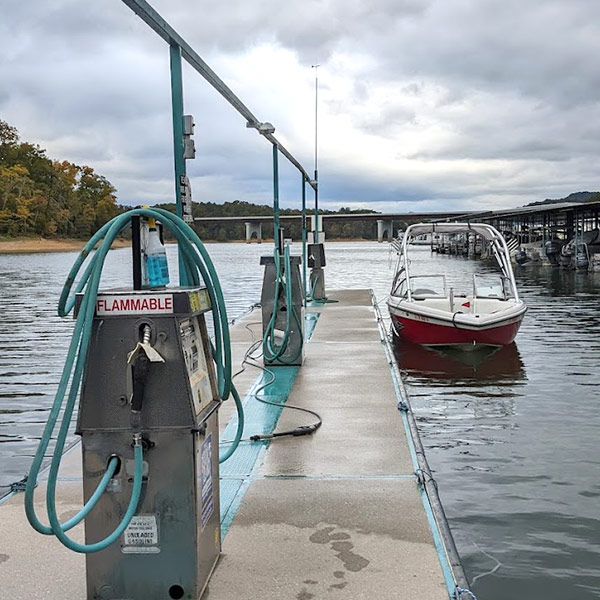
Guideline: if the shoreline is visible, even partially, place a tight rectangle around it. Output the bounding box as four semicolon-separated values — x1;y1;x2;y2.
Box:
0;237;378;255
0;238;130;254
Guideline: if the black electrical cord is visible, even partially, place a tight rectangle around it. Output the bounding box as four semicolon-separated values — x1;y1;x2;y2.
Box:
222;318;323;443
243;353;323;441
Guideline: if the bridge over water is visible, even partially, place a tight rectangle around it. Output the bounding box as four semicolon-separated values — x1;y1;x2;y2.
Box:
193;211;476;242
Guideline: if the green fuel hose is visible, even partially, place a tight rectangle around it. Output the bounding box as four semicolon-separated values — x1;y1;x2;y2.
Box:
262;243;303;364
25;208;244;553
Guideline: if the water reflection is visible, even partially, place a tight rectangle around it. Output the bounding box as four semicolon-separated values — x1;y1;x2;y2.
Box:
393;339;526;381
516;262;600;297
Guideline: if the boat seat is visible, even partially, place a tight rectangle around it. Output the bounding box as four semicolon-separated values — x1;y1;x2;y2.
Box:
411;288;439;298
472;298;510;315
415;297;452;312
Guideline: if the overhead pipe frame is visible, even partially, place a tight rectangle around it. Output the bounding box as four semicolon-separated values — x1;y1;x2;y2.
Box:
121;0;320;302
121;0;316;192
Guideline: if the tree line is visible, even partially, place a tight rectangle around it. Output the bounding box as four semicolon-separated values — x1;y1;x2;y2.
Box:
0;120;120;238
0;119;380;241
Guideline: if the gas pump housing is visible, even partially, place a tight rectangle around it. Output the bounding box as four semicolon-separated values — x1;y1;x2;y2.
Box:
75;287;221;600
260;255;304;366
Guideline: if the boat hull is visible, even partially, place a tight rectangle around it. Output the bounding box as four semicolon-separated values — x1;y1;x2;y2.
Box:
389;305;525;349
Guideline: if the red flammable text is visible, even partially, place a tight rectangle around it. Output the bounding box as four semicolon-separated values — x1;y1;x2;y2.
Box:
97;296;173;313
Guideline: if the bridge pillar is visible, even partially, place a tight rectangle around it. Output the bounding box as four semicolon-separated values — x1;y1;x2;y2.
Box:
308;215;325;244
377;219;393;243
245;222;262;243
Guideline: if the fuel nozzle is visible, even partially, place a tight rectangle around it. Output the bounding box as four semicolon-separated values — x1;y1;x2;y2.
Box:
127;324;164;431
131;352;150;412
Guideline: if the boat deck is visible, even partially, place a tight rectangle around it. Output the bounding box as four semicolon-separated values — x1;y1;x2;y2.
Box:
0;289;454;599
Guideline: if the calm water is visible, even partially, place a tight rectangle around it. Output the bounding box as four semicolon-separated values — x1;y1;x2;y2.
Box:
1;242;599;599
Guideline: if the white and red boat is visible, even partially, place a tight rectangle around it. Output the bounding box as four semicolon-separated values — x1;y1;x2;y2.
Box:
387;223;526;349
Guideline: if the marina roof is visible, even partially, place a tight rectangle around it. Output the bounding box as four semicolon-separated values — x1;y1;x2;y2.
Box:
465;198;600;220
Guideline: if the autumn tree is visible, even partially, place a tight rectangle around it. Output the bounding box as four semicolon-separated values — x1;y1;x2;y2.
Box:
0;119;121;237
0;120;18;146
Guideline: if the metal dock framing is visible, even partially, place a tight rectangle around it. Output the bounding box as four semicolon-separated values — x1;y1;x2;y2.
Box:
0;289;467;600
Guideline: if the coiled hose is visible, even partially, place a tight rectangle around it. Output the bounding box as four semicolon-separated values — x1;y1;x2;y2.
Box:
262;243;303;364
25;208;244;553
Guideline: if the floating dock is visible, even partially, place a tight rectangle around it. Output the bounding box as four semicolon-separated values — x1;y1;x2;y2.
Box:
1;289;465;599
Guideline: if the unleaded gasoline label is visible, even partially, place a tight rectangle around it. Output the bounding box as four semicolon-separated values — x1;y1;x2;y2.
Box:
122;515;160;554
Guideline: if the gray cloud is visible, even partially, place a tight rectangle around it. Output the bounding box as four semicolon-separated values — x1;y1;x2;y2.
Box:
0;0;598;214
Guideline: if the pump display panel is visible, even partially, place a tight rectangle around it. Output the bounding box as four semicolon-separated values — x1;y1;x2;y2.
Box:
180;317;214;414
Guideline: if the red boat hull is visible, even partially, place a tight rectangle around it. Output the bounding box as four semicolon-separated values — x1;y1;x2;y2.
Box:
390;313;523;347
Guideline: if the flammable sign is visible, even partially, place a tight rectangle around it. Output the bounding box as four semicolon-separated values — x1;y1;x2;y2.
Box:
96;294;174;316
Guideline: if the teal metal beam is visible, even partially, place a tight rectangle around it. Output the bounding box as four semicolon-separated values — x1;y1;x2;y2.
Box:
301;175;307;305
272;144;280;253
169;44;185;220
312;65;319;243
169;43;189;285
313;176;319;244
121;0;316;190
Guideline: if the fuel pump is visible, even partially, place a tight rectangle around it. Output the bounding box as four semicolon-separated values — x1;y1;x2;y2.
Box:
79;286;220;599
24;208;245;600
260;236;304;366
308;242;326;301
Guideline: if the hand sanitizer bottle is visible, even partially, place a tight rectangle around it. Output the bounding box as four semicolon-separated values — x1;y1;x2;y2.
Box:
145;218;170;288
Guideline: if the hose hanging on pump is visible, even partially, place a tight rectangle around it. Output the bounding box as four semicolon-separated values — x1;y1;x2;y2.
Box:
262;243;303;364
25;208;244;554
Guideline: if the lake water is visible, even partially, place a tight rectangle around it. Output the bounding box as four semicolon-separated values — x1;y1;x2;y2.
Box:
1;241;599;599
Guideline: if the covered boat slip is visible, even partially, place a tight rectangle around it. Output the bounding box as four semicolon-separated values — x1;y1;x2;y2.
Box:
0;289;456;600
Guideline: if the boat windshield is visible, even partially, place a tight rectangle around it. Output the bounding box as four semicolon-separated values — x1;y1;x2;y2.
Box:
410;275;447;299
390;222;521;304
473;274;515;300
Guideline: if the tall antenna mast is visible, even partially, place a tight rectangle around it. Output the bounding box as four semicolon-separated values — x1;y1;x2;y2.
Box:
311;64;319;183
311;64;320;243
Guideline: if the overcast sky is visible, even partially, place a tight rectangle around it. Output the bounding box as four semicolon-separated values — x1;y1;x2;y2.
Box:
1;0;599;212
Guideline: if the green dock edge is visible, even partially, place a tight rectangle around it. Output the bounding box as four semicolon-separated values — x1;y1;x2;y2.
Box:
218;310;320;538
370;289;467;600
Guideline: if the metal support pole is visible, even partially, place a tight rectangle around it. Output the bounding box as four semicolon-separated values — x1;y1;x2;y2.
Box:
131;215;142;290
301;175;307;306
313;178;319;243
272;144;280;254
169;42;189;285
312;64;319;243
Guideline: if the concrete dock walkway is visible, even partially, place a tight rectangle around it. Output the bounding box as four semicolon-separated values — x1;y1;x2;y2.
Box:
0;289;452;599
208;289;449;599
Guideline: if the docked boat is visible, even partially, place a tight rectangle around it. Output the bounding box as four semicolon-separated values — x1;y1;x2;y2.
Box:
387;223;527;349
